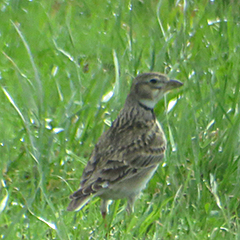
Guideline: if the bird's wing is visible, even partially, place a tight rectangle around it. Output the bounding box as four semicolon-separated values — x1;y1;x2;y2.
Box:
79;119;166;193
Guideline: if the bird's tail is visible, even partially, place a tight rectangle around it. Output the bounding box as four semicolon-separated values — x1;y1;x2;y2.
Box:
67;190;95;211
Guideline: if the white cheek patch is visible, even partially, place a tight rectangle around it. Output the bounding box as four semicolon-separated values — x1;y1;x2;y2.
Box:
139;99;156;108
152;89;161;98
139;89;165;109
153;89;164;102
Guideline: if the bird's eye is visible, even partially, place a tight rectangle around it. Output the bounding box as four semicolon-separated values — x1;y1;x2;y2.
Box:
150;79;158;84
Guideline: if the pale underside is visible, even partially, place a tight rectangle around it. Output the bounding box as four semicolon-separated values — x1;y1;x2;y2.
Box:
67;72;182;215
67;109;166;213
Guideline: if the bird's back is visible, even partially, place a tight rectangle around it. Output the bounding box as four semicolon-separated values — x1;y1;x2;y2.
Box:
67;96;167;211
67;72;183;213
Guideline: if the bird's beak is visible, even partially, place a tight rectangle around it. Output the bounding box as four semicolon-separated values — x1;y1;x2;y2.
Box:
165;79;183;91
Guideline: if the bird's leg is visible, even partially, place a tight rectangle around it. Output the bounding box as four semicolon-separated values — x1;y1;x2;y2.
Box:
126;195;137;214
100;199;111;219
101;199;112;231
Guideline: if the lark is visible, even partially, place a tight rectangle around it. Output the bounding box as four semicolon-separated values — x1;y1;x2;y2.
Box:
67;72;183;217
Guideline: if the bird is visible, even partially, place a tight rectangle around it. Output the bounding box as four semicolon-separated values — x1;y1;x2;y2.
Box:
67;72;183;218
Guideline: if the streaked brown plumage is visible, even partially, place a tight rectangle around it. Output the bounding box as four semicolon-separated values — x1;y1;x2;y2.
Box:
67;72;183;217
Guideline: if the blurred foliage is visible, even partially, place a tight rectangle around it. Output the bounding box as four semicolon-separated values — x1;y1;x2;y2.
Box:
0;0;240;239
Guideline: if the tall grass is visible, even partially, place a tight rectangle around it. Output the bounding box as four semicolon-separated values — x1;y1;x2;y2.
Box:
0;0;240;239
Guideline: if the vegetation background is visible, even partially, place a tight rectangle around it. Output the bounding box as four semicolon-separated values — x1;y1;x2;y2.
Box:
0;0;240;239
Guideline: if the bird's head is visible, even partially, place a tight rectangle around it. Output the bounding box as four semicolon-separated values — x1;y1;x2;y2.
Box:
130;72;183;109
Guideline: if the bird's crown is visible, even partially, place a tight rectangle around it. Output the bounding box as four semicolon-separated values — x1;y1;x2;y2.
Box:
129;72;183;109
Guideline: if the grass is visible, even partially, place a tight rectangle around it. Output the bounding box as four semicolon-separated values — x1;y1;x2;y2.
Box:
1;0;240;239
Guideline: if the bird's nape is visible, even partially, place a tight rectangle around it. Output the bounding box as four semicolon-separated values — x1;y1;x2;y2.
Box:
67;72;183;218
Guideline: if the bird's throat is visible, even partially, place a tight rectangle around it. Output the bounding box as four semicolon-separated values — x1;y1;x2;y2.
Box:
138;99;157;109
